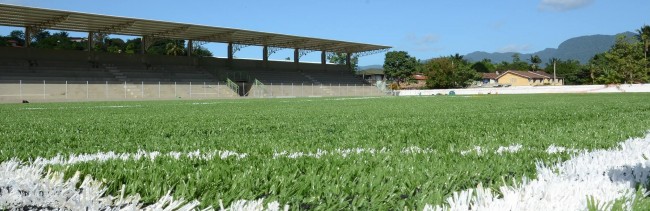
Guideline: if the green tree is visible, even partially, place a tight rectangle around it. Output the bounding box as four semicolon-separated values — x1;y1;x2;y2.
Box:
637;25;650;60
512;53;521;63
471;59;495;73
165;42;185;56
328;53;359;71
125;38;142;54
494;53;530;71
449;53;469;69
529;55;542;71
32;30;50;44
494;60;529;71
587;53;608;84
9;30;25;46
146;39;185;55
603;35;648;83
192;46;213;57
543;59;583;85
91;33;109;51
33;31;83;50
637;25;650;78
424;57;479;89
383;51;418;86
106;38;125;53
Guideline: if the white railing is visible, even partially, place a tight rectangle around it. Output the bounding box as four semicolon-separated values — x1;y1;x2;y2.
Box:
0;80;388;102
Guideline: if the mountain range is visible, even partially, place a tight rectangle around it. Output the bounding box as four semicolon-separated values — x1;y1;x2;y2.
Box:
359;31;637;70
464;32;637;65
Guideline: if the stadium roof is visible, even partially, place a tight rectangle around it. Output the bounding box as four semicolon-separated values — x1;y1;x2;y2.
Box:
0;3;390;54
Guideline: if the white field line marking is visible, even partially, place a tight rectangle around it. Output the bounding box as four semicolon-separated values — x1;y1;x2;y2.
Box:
425;133;650;211
460;144;583;156
19;105;142;110
272;146;437;159
190;102;245;105
279;96;381;103
31;144;569;166
0;159;288;211
2;134;649;210
33;149;247;166
496;144;523;155
326;97;381;101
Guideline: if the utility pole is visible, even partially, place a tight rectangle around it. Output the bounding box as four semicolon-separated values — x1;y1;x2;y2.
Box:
553;59;557;84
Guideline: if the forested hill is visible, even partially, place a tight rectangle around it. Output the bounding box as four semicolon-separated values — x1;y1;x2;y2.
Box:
465;32;637;64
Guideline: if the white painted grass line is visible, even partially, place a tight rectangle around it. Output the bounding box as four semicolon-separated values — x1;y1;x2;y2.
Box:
33;149;247;166
0;159;288;211
19;105;142;111
31;144;582;167
272;146;437;159
495;144;523;155
327;97;381;101
546;144;583;154
459;144;583;156
426;133;650;211
27;146;436;166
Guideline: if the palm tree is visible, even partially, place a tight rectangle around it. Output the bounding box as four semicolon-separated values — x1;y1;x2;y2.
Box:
165;42;184;56
450;53;464;68
92;33;108;50
549;57;559;82
529;55;542;71
636;25;650;60
636;25;650;80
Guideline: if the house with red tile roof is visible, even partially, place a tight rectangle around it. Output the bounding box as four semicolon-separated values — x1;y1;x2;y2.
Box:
479;72;499;86
495;70;563;86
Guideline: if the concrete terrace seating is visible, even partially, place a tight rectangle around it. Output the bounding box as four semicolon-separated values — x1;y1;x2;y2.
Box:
301;70;367;85
0;47;222;84
0;61;116;83
247;70;311;84
0;47;385;101
244;69;368;86
109;64;218;83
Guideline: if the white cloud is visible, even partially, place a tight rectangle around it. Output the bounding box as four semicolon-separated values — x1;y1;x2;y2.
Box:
406;33;440;45
413;46;444;52
497;44;532;53
405;33;441;52
539;0;594;12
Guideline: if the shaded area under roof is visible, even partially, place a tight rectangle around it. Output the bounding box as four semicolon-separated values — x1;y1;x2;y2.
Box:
0;4;390;54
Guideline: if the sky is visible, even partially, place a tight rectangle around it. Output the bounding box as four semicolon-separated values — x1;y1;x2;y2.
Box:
0;0;648;66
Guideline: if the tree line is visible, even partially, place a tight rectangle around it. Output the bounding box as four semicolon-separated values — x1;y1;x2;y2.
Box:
0;29;361;67
0;30;212;57
383;25;650;89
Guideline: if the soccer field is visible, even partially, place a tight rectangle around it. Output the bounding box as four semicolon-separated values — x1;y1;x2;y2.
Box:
1;94;650;210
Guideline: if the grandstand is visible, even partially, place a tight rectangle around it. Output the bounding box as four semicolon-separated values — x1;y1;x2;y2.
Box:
0;4;390;102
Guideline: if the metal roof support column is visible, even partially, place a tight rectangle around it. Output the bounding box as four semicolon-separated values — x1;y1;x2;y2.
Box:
321;51;327;65
294;48;300;70
346;53;352;71
263;46;269;62
140;36;146;54
87;32;94;51
263;45;269;68
227;42;234;61
187;40;193;57
24;26;31;48
227;42;234;68
321;51;327;71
